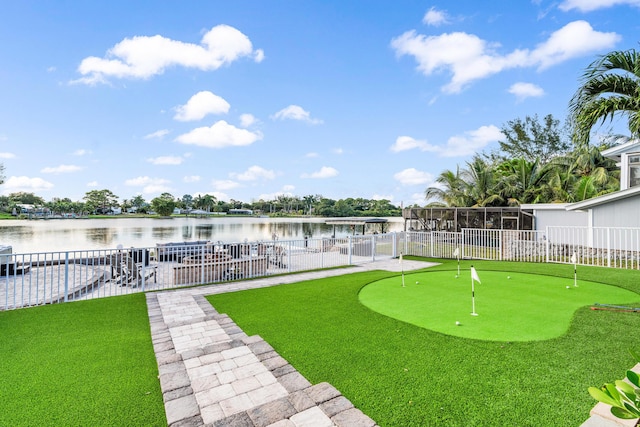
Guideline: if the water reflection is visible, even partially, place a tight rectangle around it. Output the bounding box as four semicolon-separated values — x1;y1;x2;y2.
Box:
0;217;404;253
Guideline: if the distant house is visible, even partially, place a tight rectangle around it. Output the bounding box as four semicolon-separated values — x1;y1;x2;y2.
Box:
229;208;253;215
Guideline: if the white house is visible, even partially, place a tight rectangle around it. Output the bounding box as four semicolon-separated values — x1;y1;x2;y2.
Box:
522;140;640;251
601;139;640;190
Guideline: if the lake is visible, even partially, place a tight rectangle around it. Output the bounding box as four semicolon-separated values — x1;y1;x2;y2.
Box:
0;216;405;254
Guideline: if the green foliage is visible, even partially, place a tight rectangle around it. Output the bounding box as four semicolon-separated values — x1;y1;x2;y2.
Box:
208;260;640;426
10;191;45;205
588;349;640;420
493;114;570;164
83;189;119;213
150;192;176;216
0;294;165;426
570;48;640;146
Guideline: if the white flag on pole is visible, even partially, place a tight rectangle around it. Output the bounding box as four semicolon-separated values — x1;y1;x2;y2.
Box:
570;252;577;264
471;266;481;284
399;253;403;264
453;247;460;258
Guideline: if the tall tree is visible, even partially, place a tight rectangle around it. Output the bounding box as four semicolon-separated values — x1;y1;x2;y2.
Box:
490;114;569;164
83;189;118;213
570;48;640;146
150;192;176;217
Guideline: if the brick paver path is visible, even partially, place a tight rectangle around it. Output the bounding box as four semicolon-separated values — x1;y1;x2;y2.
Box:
148;258;434;426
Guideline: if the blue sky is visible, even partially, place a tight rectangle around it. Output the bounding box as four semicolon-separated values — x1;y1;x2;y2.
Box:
0;1;638;206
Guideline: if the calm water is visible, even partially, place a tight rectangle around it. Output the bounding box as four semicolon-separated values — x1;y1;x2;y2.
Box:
0;216;404;254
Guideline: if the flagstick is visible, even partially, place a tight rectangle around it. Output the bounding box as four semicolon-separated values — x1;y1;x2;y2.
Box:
470;265;478;316
400;252;405;287
457;256;460;277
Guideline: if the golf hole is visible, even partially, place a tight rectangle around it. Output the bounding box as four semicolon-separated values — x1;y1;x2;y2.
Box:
359;270;638;341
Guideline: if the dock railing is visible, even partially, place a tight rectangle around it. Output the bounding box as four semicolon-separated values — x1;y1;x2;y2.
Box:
3;227;639;310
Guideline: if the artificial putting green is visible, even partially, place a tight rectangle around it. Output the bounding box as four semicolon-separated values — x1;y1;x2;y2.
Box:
359;270;639;341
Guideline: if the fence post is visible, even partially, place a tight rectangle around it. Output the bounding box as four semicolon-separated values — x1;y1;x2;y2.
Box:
348;235;352;265
371;235;376;262
287;240;292;273
392;232;397;258
545;227;549;263
430;232;434;258
607;228;611;268
64;252;69;303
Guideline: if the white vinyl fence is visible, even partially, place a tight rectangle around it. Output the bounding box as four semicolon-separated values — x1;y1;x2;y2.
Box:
0;234;396;310
4;226;638;311
402;227;640;269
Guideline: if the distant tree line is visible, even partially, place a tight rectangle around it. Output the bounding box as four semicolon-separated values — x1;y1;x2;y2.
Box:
0;190;401;218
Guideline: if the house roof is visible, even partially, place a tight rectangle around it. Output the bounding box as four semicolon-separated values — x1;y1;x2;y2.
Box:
601;139;640;161
565;185;640;211
519;203;571;211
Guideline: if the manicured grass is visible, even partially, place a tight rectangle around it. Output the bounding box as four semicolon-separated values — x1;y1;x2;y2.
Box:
0;294;165;427
360;270;639;341
207;259;640;427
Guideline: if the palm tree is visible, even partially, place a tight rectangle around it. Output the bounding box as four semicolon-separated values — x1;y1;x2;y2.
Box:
463;156;503;207
495;157;551;205
425;167;469;206
570;48;640;146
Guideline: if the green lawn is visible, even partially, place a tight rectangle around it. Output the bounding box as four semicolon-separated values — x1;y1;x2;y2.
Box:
0;294;165;427
360;270;639;341
208;259;640;427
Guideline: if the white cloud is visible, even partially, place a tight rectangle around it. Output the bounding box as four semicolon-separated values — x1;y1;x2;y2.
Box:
0;135;7;141
391;21;620;93
394;168;434;186
508;82;545;101
332;148;344;155
174;91;230;121
125;176;155;186
239;113;256;127
282;184;295;192
147;155;184;165
3;176;54;193
144;129;170;139
212;179;240;190
440;125;503;157
175;120;263;148
257;189;295;200
230;165;276;181
124;176;172;195
183;175;201;183
305;152;319;158
528;21;620;70
396;125;502;158
390;136;439;153
559;0;640;12
423;7;450;26
410;192;428;206
301;166;339;179
40;164;84;174
73;24;262;84
0;152;16;159
72;149;91;156
271;105;323;124
87;181;98;187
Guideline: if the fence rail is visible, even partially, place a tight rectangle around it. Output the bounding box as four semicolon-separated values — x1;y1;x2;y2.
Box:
3;226;639;311
0;234;395;310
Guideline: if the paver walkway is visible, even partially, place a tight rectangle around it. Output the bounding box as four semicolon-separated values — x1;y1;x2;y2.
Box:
147;258;434;427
